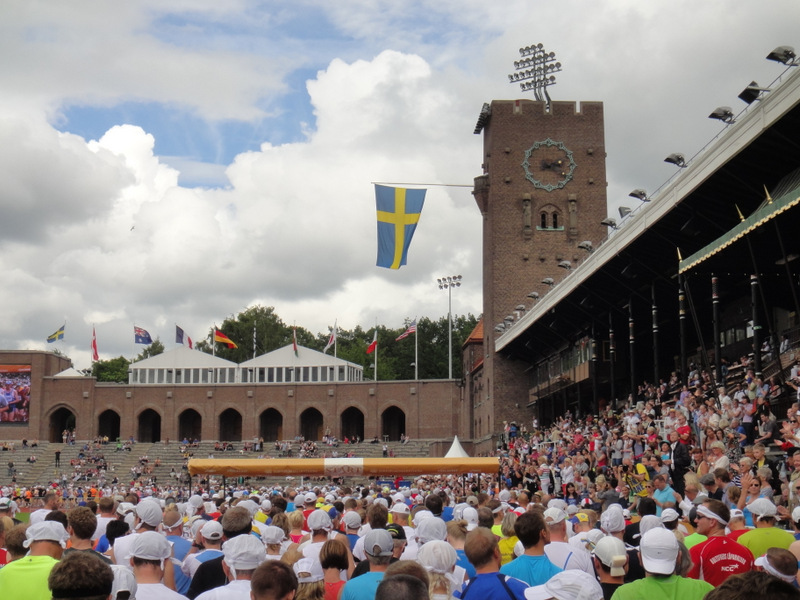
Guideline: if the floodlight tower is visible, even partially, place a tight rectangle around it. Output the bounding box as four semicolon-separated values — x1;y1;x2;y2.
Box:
508;43;562;108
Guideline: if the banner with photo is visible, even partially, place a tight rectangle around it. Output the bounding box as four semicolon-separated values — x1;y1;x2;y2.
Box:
0;365;31;423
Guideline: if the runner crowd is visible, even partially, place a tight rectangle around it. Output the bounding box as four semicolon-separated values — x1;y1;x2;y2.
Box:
3;362;800;599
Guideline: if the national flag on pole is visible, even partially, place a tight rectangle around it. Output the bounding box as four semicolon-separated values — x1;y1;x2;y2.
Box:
323;321;337;354
176;325;193;349
134;326;153;345
396;320;417;341
375;184;426;269
47;324;65;343
214;330;237;349
91;327;99;362
366;330;378;354
292;328;299;357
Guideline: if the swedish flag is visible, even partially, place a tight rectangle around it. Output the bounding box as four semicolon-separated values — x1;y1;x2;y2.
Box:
47;324;65;343
375;185;426;269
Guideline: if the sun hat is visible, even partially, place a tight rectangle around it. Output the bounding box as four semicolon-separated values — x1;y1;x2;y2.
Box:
592;536;627;577
307;509;333;531
130;531;172;561
639;527;678;575
524;570;604;600
23;521;69;549
223;534;266;570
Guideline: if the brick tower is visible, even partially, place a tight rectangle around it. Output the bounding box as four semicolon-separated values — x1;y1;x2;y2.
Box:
471;99;608;444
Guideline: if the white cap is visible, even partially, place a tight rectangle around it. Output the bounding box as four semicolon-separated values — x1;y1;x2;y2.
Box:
413;509;434;524
600;508;625;533
543;507;567;525
293;557;324;583
223;534;266;569
364;529;394;557
391;502;410;515
462;506;479;531
416;517;447;545
660;508;679;523
592;536;627;577
201;520;224;541
260;499;272;511
135;500;163;528
130;531;172;560
24;521;69;549
261;525;285;545
639;528;678;575
747;497;777;520
525;570;604;600
498;489;511;502
343;511;362;530
238;500;259;517
307;509;332;531
304;492;318;504
417;540;457;574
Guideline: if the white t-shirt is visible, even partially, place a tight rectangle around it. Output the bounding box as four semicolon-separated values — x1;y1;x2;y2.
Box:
136;583;186;600
544;540;594;576
196;579;252;600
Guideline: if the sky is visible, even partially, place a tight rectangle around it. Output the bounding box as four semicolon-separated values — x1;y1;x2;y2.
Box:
1;1;798;369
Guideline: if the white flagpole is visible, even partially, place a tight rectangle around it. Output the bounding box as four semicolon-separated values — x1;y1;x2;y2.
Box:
414;319;419;381
212;326;216;357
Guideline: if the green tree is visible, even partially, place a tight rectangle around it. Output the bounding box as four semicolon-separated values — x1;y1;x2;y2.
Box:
92;356;131;383
134;338;165;361
197;305;316;363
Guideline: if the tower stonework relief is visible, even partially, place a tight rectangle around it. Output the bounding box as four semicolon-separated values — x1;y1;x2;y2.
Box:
472;99;608;447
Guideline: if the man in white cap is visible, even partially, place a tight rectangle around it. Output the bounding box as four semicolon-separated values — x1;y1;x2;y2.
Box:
686;499;753;587
130;530;185;600
592;535;627;599
542;507;594;575
390;501;418;559
600;505;644;583
524;569;603;600
0;521;68;600
341;529;393;600
611;528;712;600
196;534;266;600
110;498;163;567
738;496;795;558
183;520;225;578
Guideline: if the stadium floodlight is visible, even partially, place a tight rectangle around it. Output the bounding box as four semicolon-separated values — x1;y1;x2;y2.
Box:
708;106;735;124
766;45;798;66
664;153;687;168
577;240;594;252
629;189;649;202
558;260;572;271
527;291;540;299
601;218;618;229
438;275;462;380
738;81;770;104
541;277;555;286
515;304;526;311
509;42;562;108
619;206;632;219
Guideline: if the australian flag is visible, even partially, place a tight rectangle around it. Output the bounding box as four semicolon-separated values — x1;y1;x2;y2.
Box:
134;326;153;345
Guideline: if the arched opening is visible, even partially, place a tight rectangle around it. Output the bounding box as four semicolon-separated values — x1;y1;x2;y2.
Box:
49;407;76;443
259;408;283;441
138;409;162;443
179;409;202;442
381;406;406;442
340;407;364;442
300;407;324;441
540;212;547;229
219;408;242;442
97;410;120;441
552;212;559;228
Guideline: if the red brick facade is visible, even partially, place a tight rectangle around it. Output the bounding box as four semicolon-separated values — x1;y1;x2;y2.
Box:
471;100;608;450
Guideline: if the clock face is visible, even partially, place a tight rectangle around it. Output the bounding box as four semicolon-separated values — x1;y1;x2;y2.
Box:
522;138;577;192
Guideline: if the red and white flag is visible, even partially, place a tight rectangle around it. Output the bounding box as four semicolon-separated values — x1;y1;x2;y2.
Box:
293;327;299;357
396;320;417;341
323;321;337;354
91;327;99;362
366;330;378;354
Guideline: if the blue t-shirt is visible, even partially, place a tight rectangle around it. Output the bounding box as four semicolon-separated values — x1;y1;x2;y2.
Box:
341;571;384;600
167;535;193;595
499;554;561;587
454;572;529;600
455;549;477;579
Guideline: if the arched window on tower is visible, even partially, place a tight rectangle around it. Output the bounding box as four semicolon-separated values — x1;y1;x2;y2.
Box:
541;213;548;229
552;212;559;229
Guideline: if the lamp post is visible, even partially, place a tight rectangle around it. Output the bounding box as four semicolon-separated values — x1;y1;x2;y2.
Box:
437;275;462;380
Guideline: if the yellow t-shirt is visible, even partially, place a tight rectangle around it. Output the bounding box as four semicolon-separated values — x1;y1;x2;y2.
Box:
498;536;519;565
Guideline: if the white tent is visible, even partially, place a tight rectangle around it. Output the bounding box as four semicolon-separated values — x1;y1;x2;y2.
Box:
444;435;470;458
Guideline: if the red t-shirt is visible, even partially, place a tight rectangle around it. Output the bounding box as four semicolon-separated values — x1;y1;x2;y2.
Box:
688;534;754;587
727;529;748;542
